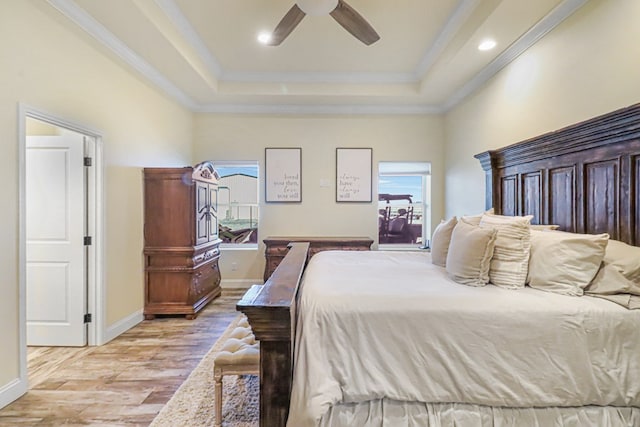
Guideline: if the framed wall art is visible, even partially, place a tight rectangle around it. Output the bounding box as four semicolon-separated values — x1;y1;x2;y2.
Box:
265;147;302;202
336;147;372;202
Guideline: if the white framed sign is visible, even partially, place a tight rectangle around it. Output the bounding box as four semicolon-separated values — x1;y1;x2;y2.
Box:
336;148;372;202
265;148;301;203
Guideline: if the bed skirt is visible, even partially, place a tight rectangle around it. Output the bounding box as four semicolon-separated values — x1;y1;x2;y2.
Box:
319;400;640;427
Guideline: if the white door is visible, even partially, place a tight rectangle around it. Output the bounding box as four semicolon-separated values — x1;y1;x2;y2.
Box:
26;132;87;346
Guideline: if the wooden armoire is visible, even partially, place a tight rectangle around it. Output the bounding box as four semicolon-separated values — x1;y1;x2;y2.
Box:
143;161;222;319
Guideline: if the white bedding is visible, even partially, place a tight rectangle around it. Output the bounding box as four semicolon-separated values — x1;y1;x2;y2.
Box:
286;251;640;427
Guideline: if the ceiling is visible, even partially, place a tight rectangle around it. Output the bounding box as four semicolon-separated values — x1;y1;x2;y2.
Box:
47;0;588;114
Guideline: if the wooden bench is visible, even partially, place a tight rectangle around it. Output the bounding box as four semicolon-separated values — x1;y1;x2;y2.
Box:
213;314;260;427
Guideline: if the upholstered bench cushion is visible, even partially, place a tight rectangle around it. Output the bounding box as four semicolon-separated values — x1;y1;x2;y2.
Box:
215;338;259;366
214;321;260;367
228;326;254;340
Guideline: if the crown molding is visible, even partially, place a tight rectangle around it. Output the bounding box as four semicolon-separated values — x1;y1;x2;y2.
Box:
195;103;444;115
441;0;589;112
46;0;197;110
153;0;223;77
415;0;480;78
221;71;417;85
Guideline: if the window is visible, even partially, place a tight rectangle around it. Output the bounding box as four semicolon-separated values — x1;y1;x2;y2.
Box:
212;161;259;247
378;162;431;248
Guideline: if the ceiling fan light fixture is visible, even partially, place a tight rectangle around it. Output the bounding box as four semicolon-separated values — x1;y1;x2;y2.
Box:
296;0;339;16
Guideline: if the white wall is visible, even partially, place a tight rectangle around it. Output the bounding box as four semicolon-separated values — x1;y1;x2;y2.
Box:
194;114;445;283
444;0;640;218
0;0;192;403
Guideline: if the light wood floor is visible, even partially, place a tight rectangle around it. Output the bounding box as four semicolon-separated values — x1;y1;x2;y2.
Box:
0;288;248;427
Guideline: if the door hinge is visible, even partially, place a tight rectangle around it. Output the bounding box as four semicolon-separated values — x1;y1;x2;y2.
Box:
84;313;92;323
84;157;92;167
84;236;92;246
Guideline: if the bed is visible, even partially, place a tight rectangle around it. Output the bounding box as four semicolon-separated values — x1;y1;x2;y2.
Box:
237;103;640;427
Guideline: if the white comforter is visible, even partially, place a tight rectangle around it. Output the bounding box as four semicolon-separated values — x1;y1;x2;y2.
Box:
286;251;640;427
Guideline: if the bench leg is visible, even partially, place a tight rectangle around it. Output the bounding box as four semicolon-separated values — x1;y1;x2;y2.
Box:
214;367;223;427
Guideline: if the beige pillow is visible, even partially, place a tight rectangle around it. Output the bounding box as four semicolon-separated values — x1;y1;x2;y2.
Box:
460;208;494;226
527;230;609;296
479;213;533;289
589;263;640;295
529;224;560;231
604;239;640;283
461;214;482;226
584;239;640;309
430;216;457;267
446;219;497;286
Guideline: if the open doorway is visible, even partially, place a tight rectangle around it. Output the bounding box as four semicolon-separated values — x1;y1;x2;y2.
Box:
18;105;105;389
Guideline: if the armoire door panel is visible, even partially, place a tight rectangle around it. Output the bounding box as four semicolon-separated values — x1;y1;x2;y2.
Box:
522;172;541;223
548;166;576;232
196;181;209;246
208;186;218;241
584;160;618;238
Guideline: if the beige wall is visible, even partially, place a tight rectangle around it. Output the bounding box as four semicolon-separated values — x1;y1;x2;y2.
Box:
444;0;640;218
0;0;192;392
4;0;637;409
194;114;445;282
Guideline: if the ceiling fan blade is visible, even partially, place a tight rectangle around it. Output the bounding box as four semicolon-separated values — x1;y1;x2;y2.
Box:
267;4;306;46
329;0;380;46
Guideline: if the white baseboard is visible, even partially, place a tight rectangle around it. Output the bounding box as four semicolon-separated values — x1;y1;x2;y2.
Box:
104;309;143;344
221;279;262;288
0;378;27;410
101;282;258;344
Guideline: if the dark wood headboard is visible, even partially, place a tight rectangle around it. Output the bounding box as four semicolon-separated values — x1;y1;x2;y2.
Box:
475;103;640;246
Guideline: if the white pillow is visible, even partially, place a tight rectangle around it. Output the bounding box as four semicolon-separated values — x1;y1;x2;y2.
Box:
446;218;497;287
430;216;457;267
479;213;533;289
528;230;609;296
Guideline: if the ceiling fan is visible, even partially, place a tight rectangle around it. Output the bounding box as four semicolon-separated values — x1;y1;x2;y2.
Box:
266;0;380;46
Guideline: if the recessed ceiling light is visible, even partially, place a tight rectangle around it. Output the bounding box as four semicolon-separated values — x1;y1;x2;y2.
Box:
257;32;272;45
478;39;496;51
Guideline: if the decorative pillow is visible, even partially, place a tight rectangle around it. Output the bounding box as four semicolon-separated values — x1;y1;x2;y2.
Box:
461;208;494;226
585;262;640;309
527;230;609;296
604;239;640;283
479;213;533;289
529;224;560;230
430;216;457;267
445;218;497;286
583;239;640;309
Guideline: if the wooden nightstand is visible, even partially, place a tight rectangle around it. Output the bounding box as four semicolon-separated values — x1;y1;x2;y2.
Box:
262;236;374;281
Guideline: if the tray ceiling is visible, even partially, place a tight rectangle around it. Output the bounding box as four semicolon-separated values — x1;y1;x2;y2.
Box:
46;0;588;114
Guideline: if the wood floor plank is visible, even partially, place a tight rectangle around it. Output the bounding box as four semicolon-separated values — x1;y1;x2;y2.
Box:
0;288;247;427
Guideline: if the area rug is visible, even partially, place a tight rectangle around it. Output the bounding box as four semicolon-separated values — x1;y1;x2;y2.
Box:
150;314;259;427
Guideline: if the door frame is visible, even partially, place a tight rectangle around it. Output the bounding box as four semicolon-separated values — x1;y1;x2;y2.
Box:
17;103;105;376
